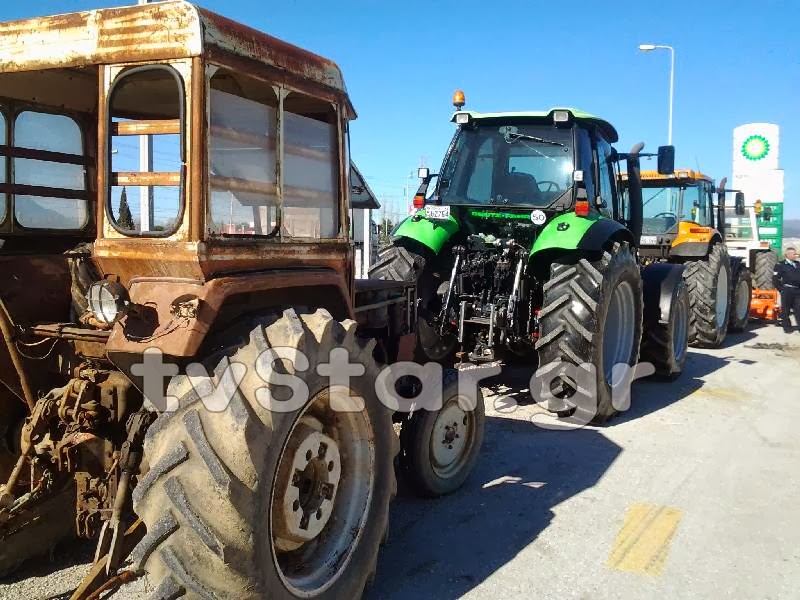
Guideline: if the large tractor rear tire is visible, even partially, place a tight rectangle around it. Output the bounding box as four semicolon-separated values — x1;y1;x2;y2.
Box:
640;279;689;379
684;243;732;348
399;368;484;497
729;264;753;332
536;242;643;425
370;243;457;363
753;250;778;290
131;308;397;600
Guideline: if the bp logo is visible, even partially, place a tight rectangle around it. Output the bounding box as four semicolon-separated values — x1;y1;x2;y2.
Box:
741;135;770;161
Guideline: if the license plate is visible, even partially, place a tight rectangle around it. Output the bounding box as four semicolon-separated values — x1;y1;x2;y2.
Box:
425;205;451;220
640;235;658;245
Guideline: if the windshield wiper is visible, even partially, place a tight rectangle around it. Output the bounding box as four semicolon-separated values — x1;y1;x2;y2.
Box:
504;131;566;147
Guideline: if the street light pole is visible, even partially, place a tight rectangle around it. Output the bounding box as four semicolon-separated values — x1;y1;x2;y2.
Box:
639;43;675;145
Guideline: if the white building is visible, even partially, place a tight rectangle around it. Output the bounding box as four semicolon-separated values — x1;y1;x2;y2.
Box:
350;162;380;278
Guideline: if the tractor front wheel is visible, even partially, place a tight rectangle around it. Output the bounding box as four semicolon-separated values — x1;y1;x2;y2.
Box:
729;265;753;332
399;369;485;497
641;278;689;379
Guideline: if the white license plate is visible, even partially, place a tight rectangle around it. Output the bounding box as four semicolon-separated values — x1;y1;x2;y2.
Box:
640;235;658;245
425;205;451;220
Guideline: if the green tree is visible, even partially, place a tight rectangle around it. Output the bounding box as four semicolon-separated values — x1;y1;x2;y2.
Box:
378;218;394;246
118;186;134;230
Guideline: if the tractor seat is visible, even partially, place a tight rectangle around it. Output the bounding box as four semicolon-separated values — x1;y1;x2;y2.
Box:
500;171;541;204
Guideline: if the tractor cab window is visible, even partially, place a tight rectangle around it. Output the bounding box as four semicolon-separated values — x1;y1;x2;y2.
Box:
595;137;615;217
0;110;6;225
283;93;339;238
208;70;279;236
685;184;709;226
439;124;573;207
108;66;184;235
207;69;339;239
641;185;682;235
14;111;88;229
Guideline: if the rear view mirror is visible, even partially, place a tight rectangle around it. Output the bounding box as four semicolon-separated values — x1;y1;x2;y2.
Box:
657;145;675;175
418;167;430;180
734;192;745;216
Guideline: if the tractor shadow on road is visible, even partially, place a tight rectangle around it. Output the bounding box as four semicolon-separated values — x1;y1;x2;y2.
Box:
369;416;621;600
614;350;730;425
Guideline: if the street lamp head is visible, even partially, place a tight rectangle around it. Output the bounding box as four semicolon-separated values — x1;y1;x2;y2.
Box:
639;44;657;51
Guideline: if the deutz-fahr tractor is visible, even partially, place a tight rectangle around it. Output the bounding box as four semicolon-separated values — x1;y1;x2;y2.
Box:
0;3;485;597
371;92;689;423
632;169;753;345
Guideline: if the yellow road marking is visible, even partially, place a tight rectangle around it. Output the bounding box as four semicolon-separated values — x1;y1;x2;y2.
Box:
693;386;742;401
606;503;683;576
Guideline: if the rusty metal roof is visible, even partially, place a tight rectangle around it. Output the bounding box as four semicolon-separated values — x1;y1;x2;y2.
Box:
0;1;351;105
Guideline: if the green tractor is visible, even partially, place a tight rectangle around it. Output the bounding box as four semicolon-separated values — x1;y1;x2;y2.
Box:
371;95;689;423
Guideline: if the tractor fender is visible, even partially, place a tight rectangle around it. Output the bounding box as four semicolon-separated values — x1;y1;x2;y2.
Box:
392;211;459;254
641;262;686;325
530;213;633;257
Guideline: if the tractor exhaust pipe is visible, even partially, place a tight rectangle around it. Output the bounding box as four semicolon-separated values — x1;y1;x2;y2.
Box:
717;177;727;239
626;143;645;243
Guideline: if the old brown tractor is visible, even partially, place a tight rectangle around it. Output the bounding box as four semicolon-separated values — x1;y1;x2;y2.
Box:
0;3;485;597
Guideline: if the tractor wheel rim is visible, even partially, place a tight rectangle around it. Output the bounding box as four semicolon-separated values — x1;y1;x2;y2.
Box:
734;278;749;322
271;389;375;595
603;281;636;383
430;398;473;478
715;266;730;328
673;296;688;362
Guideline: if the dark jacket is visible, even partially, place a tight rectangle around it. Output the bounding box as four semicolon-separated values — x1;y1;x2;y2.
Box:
774;259;800;290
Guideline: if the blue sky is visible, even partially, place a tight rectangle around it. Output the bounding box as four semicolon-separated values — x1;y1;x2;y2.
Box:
5;0;799;219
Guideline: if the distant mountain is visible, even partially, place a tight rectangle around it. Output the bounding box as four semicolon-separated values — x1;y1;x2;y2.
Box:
785;219;800;238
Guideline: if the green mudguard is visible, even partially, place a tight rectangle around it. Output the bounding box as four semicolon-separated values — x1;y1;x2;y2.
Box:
392;211;459;254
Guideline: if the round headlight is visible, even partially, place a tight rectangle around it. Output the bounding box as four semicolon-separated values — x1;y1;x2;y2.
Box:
87;281;130;325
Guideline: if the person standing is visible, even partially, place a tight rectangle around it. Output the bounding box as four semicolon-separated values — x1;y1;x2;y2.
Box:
773;247;800;333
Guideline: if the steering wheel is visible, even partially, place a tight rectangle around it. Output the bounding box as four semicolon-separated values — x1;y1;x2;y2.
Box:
538;180;560;192
653;212;677;219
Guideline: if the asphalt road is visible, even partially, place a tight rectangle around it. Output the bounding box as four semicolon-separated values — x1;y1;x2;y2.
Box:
368;322;800;600
2;322;799;599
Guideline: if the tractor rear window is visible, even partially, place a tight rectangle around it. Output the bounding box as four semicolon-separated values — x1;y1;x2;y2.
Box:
108;66;184;236
440;125;574;208
13;111;88;229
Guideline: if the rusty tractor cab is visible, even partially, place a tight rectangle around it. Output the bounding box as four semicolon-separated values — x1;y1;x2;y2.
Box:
624;169;751;347
0;2;484;596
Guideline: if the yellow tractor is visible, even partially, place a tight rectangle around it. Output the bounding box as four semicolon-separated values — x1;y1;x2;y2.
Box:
629;169;751;347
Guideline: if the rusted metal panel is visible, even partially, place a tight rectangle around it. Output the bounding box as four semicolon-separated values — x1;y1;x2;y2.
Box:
0;2;353;111
196;7;350;101
105;269;353;357
92;239;205;284
0;2;202;74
